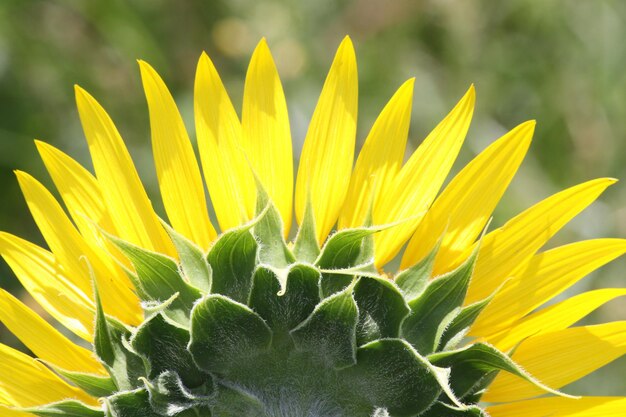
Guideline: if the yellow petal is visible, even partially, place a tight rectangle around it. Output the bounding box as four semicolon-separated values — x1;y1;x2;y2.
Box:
0;343;97;407
487;397;626;417
36;140;118;243
139;60;216;248
472;238;626;337
35;141;132;270
0;405;33;417
15;171;141;325
194;52;255;231
74;85;175;256
374;85;475;267
0;232;94;341
295;36;358;242
242;39;293;234
338;78;414;229
401;120;534;270
0;288;105;375
463;178;616;304
489;288;626;351
483;321;626;403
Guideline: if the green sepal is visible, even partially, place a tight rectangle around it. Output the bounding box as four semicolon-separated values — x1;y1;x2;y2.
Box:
210;384;265;417
353;276;410;344
105;389;159;417
108;236;201;326
437;284;503;351
45;362;117;397
248;264;320;333
131;313;208;389
315;227;382;297
207;224;258;304
401;248;478;355
141;371;214;416
428;342;572;400
23;401;104;417
315;227;380;270
189;294;272;373
253;182;295;268
162;220;212;293
421;402;488;417
394;238;440;301
340;338;450;417
290;285;358;369
94;284;145;391
293;196;320;263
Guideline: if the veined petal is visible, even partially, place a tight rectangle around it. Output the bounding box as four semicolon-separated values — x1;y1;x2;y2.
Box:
471;239;626;337
295;36;358;242
338;78;414;229
463;178;616;304
36;141;132;270
242;39;293;234
488;288;626;351
36;140;118;243
487;397;626;417
15;171;141;325
401;120;534;270
0;343;97;407
139;60;216;248
0;232;94;341
194;52;255;231
74;85;175;256
483;321;626;403
0;288;105;375
374;86;475;267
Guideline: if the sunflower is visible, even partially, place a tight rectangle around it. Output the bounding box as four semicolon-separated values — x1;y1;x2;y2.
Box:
0;36;625;417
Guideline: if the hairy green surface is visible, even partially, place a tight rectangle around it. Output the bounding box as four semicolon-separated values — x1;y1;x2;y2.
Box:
26;191;566;417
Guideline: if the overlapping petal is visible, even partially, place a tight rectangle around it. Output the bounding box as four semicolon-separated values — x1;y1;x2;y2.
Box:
373;85;475;266
139;60;216;248
295;36;358;243
242;39;293;233
195;52;255;231
75;86;175;256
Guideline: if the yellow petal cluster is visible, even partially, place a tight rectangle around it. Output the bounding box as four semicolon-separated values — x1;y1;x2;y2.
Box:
0;37;623;414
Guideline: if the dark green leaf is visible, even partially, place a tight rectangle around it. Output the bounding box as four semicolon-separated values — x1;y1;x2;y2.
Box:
162;221;212;293
353;276;410;344
290;286;358;369
131;313;208;389
340;339;448;417
253;183;294;267
109;236;201;326
401;248;478;354
207;226;258;304
105;389;159;417
428;342;569;400
293;197;320;263
25;401;104;417
94;285;145;391
189;295;272;373
47;364;116;397
248;264;320;332
141;371;214;416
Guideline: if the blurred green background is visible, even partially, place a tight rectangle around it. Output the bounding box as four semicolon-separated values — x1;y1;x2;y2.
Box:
1;0;625;397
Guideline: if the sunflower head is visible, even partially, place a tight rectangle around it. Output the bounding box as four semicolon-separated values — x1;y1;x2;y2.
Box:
1;36;625;417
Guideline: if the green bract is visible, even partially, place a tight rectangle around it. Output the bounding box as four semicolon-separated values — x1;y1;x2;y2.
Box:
27;190;566;417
